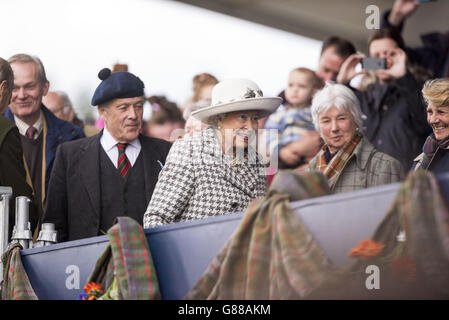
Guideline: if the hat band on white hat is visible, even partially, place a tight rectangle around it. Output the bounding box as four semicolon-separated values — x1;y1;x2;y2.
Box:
192;79;283;125
213;87;263;107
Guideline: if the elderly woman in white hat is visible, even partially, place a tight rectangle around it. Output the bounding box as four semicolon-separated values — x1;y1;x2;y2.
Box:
143;79;282;228
308;83;404;194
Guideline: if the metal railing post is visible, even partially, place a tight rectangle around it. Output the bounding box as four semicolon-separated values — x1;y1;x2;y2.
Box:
0;186;13;287
11;196;33;250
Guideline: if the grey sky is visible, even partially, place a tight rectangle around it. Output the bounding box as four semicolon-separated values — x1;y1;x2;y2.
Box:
3;0;322;120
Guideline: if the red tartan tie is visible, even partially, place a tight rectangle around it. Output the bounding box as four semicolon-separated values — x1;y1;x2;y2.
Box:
117;143;131;179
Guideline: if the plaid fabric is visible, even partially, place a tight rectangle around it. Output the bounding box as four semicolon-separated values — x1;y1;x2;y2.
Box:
187;169;449;300
1;243;37;300
185;171;332;299
315;132;362;189
369;169;449;296
309;136;404;194
309;169;449;299
86;216;161;300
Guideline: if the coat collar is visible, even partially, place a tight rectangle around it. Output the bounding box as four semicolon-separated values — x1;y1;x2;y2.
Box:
310;135;374;171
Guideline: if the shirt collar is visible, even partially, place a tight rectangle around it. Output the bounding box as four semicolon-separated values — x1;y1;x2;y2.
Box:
102;126;140;151
14;110;44;138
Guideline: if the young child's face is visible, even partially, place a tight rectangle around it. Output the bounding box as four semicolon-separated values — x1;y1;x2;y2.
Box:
285;71;315;107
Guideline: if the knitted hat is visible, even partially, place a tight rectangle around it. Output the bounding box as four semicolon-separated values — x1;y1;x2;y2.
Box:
91;68;145;106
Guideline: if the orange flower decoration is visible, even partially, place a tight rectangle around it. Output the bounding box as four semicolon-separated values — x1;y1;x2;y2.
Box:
391;256;417;283
348;239;385;259
84;282;103;294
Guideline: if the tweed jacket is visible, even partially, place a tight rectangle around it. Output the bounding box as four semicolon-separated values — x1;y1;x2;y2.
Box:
143;127;267;228
308;136;404;194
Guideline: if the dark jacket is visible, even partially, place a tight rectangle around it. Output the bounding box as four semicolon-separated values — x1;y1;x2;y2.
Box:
4;104;85;198
381;10;448;78
413;150;449;174
351;72;431;170
0;116;37;239
42;133;172;242
413;135;449;174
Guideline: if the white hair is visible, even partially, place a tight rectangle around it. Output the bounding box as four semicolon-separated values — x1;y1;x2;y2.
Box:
311;83;364;134
54;90;73;116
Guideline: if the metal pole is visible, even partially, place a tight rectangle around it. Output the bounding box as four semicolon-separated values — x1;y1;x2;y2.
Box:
35;223;57;247
0;186;13;287
11;196;33;250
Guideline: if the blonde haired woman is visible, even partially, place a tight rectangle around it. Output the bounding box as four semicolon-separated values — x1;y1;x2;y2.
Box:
414;78;449;172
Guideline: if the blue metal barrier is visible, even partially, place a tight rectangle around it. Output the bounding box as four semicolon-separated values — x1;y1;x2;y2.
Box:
21;235;109;300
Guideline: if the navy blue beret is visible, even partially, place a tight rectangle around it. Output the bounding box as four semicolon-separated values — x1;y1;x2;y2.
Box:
91;68;145;106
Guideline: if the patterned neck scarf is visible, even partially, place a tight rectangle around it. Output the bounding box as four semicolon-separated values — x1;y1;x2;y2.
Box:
420;134;449;169
315;131;362;188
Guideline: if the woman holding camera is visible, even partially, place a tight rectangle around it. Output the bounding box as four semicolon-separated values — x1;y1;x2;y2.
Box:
337;28;431;171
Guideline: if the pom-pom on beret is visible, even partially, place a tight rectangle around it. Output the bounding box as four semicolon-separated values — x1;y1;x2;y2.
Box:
91;68;145;106
98;68;111;80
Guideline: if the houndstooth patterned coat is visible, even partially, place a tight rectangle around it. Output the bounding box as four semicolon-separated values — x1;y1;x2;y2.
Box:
143;127;268;228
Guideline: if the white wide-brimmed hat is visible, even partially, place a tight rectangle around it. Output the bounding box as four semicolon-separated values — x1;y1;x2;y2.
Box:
191;78;282;125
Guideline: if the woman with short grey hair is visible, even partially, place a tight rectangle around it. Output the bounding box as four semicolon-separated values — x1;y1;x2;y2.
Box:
311;83;364;133
308;83;404;194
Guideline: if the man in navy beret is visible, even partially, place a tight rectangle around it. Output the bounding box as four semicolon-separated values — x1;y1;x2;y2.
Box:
43;68;172;242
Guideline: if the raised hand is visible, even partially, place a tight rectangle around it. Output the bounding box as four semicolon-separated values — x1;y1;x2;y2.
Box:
336;53;366;84
376;48;407;80
389;0;420;26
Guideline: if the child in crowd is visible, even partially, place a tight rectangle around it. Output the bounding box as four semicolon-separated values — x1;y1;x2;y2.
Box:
144;95;185;142
182;73;218;137
265;67;324;169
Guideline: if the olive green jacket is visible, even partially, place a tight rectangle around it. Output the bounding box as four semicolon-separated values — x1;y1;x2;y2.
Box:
0;116;37;239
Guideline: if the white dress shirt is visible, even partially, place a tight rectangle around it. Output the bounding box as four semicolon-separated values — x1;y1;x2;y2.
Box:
100;127;141;168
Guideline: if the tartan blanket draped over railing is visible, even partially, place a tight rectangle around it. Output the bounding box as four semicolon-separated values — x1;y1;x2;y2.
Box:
1;242;38;300
185;171;333;299
1;216;161;300
2;170;449;299
83;216;161;300
186;170;449;299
